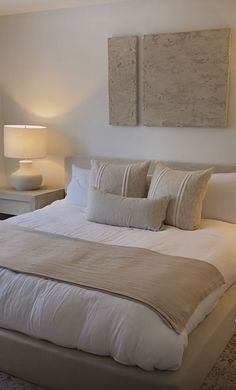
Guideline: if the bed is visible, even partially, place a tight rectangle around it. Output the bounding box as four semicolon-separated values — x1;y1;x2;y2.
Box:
0;157;235;390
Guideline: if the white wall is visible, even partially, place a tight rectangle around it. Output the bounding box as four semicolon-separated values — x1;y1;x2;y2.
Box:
0;0;235;187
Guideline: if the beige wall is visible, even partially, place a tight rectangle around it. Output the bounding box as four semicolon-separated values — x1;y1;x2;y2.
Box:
0;0;236;187
0;94;6;186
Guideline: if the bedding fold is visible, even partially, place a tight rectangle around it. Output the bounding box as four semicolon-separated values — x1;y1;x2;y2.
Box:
0;224;225;334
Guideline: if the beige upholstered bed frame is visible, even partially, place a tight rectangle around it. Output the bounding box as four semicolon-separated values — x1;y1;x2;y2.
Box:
0;156;235;390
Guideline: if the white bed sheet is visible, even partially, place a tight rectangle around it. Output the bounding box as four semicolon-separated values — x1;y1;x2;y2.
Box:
0;200;236;371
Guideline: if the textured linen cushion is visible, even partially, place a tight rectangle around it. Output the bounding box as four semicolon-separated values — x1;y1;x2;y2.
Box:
90;159;150;197
65;165;91;208
148;163;213;230
202;172;236;223
87;187;169;231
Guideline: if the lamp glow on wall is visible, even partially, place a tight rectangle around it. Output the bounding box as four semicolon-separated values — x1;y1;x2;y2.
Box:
4;125;47;191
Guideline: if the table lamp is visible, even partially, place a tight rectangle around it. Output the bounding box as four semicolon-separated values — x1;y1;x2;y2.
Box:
4;125;47;191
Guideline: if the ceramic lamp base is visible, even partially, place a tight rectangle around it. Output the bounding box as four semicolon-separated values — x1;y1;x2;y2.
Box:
10;160;43;191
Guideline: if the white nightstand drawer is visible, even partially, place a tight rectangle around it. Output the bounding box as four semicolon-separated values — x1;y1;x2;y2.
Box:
0;199;32;215
0;188;65;217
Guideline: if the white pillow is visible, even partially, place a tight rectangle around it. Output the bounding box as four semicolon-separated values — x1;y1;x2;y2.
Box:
202;173;236;223
65;165;91;208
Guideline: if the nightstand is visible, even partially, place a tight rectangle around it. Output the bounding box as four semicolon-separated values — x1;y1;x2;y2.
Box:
0;187;65;219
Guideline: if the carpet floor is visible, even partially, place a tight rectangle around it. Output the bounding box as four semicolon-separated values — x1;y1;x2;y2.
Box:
0;334;235;390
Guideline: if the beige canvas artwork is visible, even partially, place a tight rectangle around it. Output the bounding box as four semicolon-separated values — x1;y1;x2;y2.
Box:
143;28;231;128
108;36;138;126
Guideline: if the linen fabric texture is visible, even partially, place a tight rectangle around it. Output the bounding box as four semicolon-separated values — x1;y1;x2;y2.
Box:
90;159;150;197
3;201;236;371
87;187;169;231
0;223;224;334
148;163;213;230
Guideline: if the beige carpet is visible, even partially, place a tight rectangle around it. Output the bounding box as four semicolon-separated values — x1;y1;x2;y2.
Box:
201;333;236;390
0;334;235;389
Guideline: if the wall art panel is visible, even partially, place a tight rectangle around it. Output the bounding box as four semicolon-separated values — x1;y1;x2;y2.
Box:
143;28;231;128
108;36;138;126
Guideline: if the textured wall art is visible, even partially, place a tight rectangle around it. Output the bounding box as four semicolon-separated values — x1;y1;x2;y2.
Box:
108;36;138;126
143;28;231;128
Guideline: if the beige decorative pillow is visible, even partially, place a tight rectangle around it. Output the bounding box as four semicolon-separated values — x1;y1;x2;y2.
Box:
148;163;213;230
90;159;150;198
87;187;169;231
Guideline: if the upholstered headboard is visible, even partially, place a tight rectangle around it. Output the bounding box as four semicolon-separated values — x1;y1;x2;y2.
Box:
64;155;236;189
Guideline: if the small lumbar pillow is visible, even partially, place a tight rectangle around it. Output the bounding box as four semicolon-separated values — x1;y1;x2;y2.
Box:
148;163;213;230
87;187;169;231
65;165;91;208
202;172;236;223
90;159;150;198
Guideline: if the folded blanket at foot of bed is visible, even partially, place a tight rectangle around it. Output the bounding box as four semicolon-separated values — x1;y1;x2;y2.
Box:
0;224;225;333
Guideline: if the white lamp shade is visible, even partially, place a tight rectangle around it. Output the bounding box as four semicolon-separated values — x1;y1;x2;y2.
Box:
4;125;47;159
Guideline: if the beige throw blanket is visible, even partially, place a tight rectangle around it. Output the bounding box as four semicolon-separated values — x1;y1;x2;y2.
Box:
0;224;224;334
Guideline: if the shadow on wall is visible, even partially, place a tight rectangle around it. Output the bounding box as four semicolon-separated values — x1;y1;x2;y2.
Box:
1;88;85;188
1;76;107;187
0;89;6;186
0;125;6;187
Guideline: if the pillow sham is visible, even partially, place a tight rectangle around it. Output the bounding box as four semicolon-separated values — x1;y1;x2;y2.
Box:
90;159;150;198
65;165;91;208
87;187;169;231
202;172;236;223
148;163;213;230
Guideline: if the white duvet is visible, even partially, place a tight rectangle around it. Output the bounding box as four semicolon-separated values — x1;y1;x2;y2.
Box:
1;200;236;371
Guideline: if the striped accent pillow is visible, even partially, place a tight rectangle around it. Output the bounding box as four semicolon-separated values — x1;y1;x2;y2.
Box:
148;163;213;230
90;160;150;198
